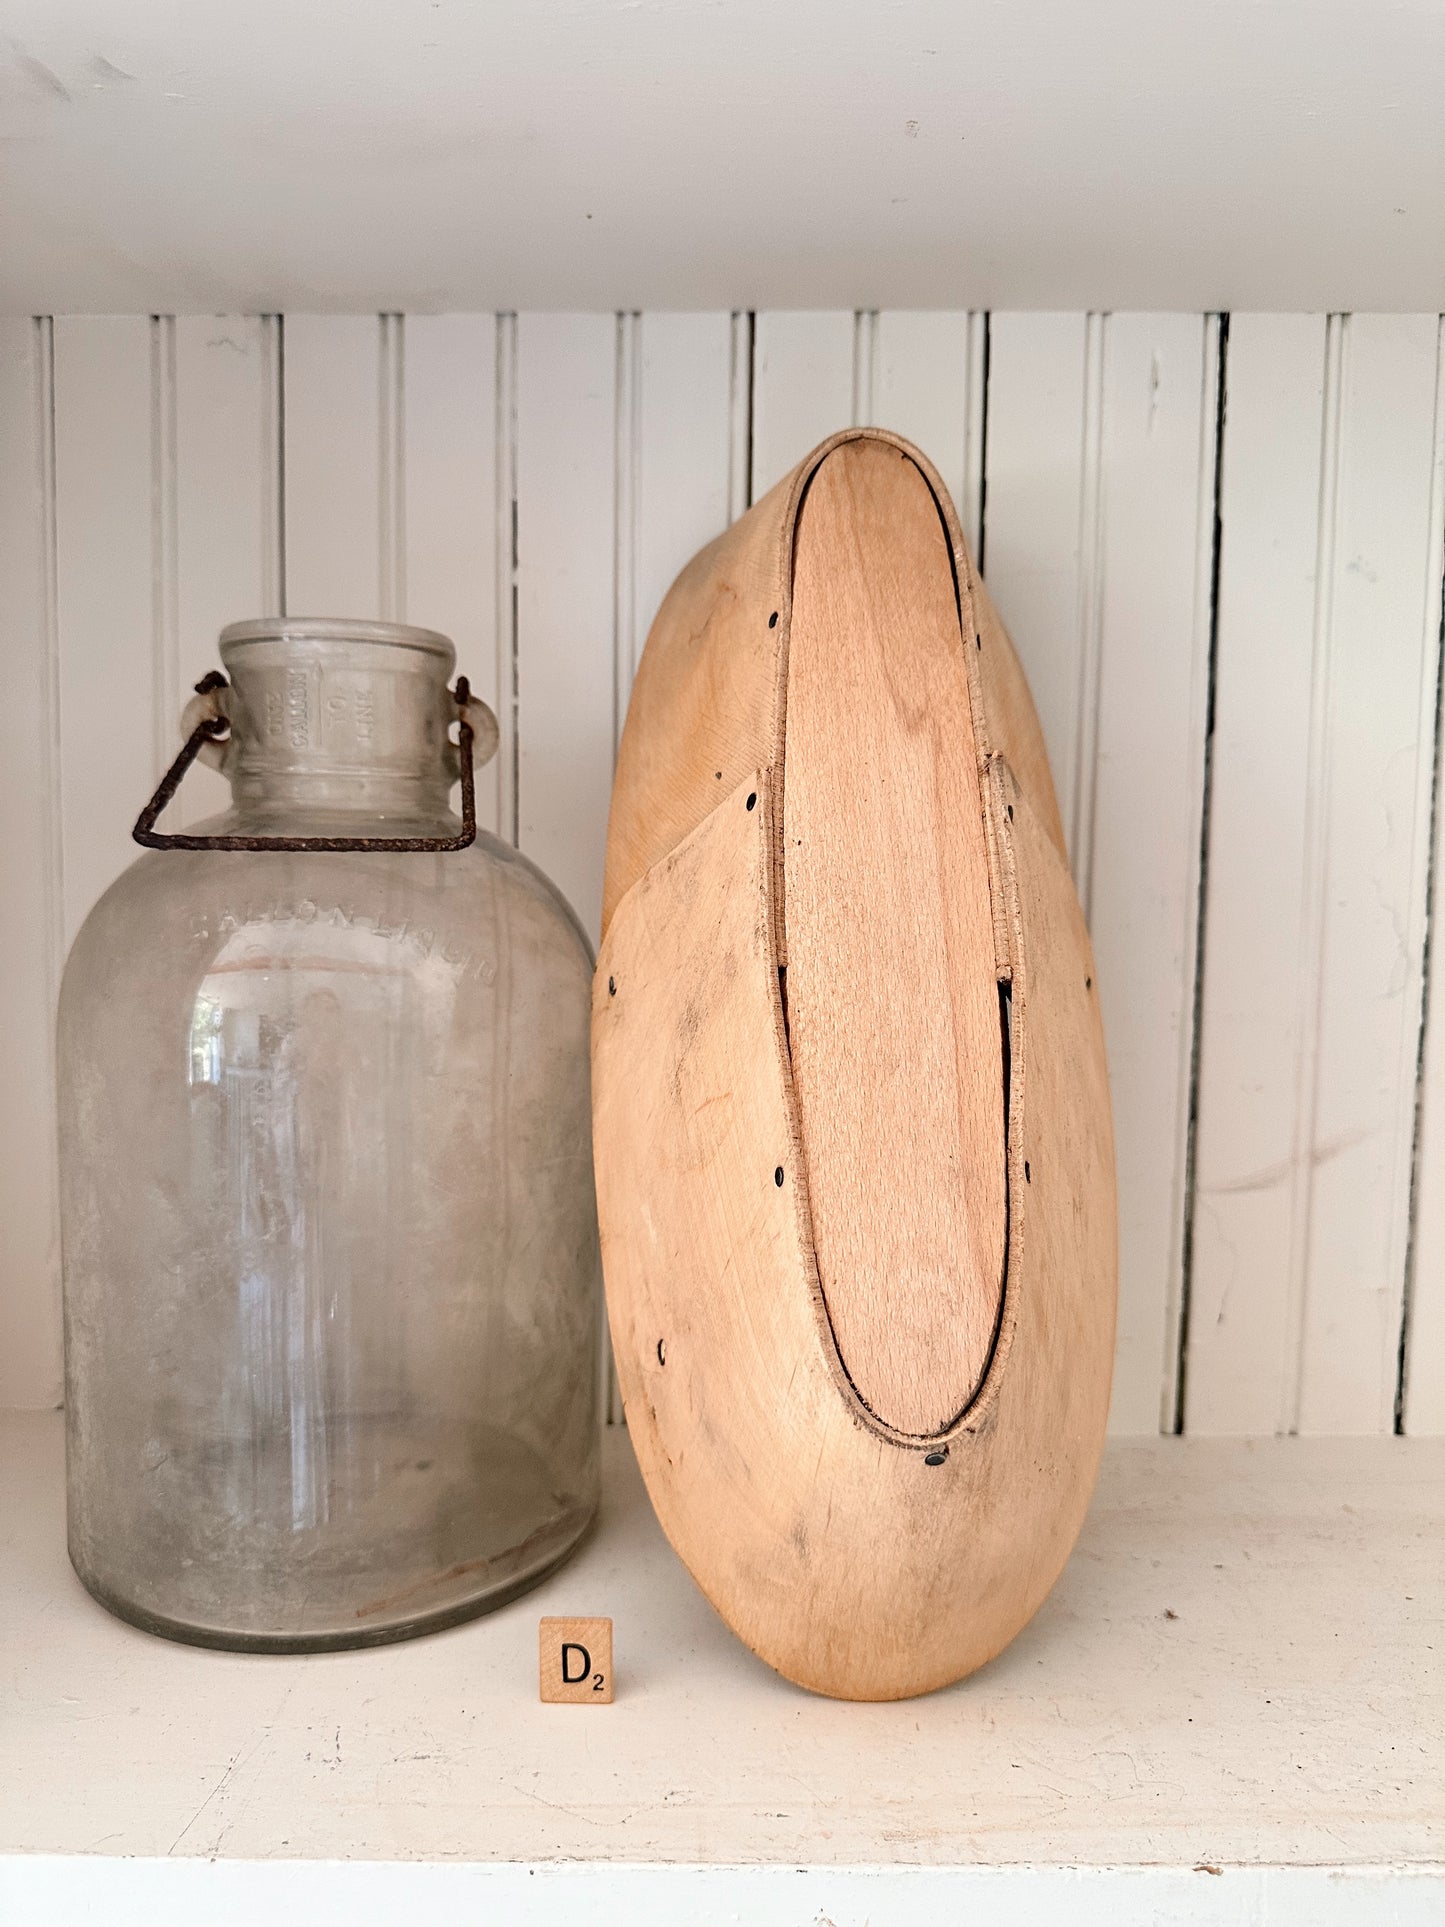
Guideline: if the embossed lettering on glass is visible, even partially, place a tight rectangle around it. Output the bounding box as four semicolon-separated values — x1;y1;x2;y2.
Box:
58;620;600;1650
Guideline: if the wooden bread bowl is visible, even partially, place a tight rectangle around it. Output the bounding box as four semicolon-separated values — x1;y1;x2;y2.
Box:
592;429;1116;1701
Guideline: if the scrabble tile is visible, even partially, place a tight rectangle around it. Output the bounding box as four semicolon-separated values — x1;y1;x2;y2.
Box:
539;1616;614;1703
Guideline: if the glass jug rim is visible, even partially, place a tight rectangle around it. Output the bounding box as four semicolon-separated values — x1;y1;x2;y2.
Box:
219;617;455;663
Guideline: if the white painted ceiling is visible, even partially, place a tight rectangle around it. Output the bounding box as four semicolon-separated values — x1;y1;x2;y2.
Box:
2;0;1442;313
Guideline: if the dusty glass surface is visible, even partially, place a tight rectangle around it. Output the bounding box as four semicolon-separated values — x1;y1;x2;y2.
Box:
58;621;600;1650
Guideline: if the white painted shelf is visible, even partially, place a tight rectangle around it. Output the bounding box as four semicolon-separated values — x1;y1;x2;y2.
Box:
2;1;1442;311
1;1413;1441;1923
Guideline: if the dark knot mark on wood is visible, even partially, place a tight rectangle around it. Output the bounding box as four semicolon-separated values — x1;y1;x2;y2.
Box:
608;976;616;996
774;1166;785;1187
746;792;757;811
768;611;779;628
656;1338;666;1367
924;1447;949;1466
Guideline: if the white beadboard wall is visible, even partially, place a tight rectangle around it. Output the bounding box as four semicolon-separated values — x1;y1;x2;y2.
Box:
2;310;1444;1439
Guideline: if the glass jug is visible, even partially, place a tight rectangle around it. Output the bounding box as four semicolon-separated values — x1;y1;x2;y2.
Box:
58;619;600;1650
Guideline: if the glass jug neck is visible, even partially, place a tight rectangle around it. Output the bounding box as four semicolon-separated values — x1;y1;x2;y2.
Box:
217;621;460;832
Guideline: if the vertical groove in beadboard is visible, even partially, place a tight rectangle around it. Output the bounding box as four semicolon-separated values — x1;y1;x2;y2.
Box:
1175;313;1231;1434
379;312;405;621
1282;313;1347;1435
606;309;641;1431
1073;312;1108;916
728;311;754;522
39;315;64;1405
39;314;64;1390
150;315;179;777
963;312;989;564
613;312;640;745
1395;314;1445;1431
38;317;64;1030
0;316;64;1406
852;310;878;425
265;315;285;616
494;312;519;846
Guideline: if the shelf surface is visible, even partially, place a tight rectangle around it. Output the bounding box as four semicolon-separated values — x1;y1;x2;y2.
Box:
2;0;1443;312
3;1411;1443;1880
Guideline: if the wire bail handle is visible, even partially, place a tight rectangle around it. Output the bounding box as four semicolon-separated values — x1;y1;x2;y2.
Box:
132;670;498;854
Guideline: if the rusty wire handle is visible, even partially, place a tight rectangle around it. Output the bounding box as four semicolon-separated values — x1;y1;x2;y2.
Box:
132;673;479;854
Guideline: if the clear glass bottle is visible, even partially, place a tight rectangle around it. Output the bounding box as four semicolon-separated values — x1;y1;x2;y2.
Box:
58;619;600;1650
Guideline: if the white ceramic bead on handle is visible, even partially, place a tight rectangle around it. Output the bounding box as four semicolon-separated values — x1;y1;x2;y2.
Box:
455;692;500;774
178;683;229;772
